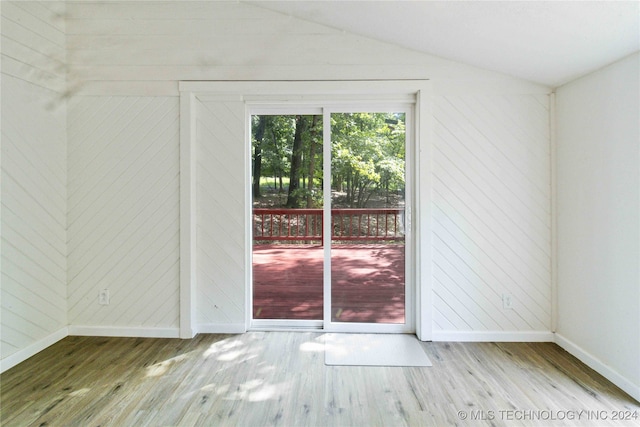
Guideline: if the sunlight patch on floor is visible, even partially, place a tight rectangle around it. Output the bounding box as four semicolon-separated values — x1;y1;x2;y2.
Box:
145;352;192;377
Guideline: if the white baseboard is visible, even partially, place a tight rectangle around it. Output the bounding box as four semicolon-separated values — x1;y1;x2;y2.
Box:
0;327;68;373
197;323;246;334
554;333;640;403
432;330;554;342
68;326;180;338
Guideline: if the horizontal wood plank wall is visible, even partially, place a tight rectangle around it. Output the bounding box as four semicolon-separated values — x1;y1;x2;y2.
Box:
66;96;180;331
195;99;246;329
1;1;67;363
64;1;526;92
432;94;551;335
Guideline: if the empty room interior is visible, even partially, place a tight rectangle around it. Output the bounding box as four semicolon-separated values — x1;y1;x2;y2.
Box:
1;1;639;425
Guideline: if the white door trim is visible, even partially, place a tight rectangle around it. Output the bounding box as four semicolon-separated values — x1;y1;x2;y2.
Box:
178;80;433;340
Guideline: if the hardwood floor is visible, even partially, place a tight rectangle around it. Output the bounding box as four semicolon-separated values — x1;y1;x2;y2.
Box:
1;333;638;426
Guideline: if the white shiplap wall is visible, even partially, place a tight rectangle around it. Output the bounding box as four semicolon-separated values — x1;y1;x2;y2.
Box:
62;1;551;337
195;99;247;331
67;96;180;334
1;1;67;366
2;1;65;93
432;94;551;337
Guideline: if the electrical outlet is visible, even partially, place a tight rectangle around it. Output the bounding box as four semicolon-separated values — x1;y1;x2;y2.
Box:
502;293;513;310
99;289;110;305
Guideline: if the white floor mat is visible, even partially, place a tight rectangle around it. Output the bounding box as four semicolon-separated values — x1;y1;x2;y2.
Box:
324;333;432;367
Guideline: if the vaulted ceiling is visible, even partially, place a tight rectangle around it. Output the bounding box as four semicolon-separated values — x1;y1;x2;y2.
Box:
250;1;640;87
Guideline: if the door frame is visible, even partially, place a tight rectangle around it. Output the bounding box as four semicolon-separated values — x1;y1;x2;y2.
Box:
178;80;433;340
248;105;415;333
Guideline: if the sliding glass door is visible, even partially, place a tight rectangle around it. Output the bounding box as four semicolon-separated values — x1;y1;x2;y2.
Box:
328;112;407;327
251;113;324;327
251;106;413;333
324;109;411;333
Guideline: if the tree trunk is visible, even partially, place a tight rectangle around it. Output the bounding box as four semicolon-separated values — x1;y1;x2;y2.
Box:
306;116;319;207
252;116;267;198
286;115;306;208
333;174;341;192
269;126;285;193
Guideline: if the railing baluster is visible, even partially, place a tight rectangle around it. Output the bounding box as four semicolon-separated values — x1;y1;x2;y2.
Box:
349;214;353;239
395;212;399;235
305;212;309;237
253;208;404;242
385;212;389;237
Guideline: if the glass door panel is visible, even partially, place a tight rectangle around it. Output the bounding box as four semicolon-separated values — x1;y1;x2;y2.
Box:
329;112;407;324
251;114;324;321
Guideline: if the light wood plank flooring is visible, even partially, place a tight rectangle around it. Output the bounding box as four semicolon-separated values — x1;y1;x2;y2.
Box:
1;333;638;426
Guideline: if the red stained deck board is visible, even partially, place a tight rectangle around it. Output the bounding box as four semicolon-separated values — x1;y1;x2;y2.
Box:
252;244;405;323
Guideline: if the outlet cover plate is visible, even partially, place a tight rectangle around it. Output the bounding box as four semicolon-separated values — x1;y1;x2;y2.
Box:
99;289;110;305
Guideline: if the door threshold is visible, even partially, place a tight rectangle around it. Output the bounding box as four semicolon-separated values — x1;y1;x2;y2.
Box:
250;319;323;332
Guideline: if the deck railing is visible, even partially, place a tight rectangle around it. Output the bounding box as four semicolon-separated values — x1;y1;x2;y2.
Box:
253;208;404;243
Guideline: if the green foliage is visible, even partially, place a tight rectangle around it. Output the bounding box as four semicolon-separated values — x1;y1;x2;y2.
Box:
331;112;405;207
287;187;324;208
252;115;296;185
252;112;405;208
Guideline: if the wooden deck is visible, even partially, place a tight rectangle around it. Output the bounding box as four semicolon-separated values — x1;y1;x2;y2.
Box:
252;244;405;323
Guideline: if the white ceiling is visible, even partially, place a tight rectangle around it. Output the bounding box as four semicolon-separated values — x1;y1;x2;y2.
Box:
250;1;640;87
